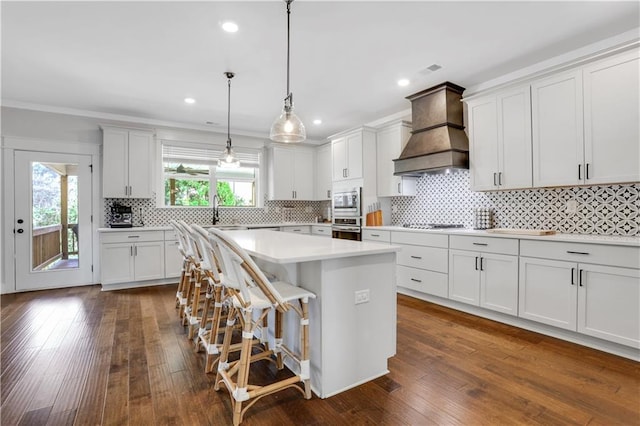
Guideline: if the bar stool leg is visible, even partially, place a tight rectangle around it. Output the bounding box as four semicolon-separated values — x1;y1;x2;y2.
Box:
204;283;224;372
274;310;284;370
232;308;254;426
300;298;311;399
215;306;237;392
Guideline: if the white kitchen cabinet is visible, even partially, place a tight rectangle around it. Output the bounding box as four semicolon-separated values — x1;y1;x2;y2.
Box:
268;146;315;200
331;128;373;181
376;121;416;196
315;143;332;200
280;225;311;234
100;231;165;284
393;231;449;298
362;229;391;243
467;85;532;191
102;126;154;198
519;240;640;347
531;69;584;187
583;49;640;185
448;235;519;316
164;231;183;278
311;225;331;237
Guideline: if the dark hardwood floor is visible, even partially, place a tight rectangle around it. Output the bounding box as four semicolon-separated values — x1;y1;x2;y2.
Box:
2;284;639;425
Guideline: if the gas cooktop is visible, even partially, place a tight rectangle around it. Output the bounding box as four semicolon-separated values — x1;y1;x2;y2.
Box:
402;223;465;229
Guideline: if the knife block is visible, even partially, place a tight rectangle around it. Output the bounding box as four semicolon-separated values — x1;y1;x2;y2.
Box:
366;210;383;226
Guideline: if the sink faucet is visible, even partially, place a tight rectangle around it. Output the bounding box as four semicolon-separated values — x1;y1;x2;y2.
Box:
212;194;220;225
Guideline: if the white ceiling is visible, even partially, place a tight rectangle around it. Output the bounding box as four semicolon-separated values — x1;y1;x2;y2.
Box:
2;1;639;142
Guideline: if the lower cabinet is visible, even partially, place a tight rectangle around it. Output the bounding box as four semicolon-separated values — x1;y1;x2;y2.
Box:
164;231;183;278
393;231;449;298
449;250;519;315
519;257;640;347
280;225;311;234
311;225;331;237
100;231;165;285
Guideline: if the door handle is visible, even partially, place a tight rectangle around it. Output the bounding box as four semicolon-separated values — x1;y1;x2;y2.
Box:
566;251;589;255
570;267;575;285
398;182;401;194
586;163;590;180
410;256;422;260
578;164;582;180
498;172;502;186
327;190;331;198
480;257;484;271
493;172;497;186
475;256;479;270
410;278;422;283
472;242;488;246
578;269;584;287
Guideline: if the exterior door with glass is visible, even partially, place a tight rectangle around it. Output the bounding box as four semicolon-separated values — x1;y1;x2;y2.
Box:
14;151;93;291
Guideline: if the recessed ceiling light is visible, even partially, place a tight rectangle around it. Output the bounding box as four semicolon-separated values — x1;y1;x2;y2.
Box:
222;21;239;33
313;119;322;125
184;97;196;104
397;79;410;87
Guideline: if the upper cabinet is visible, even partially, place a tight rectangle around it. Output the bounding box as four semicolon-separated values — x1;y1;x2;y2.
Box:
315;143;332;200
376;121;416;197
102;126;154;198
582;49;639;185
467;47;639;191
532;48;640;187
467;85;532;191
332;128;371;181
531;69;584;187
268;145;315;200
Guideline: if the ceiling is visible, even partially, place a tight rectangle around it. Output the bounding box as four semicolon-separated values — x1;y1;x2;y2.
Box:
2;1;639;143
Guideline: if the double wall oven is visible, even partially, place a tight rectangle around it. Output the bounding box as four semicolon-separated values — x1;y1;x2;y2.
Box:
332;188;362;241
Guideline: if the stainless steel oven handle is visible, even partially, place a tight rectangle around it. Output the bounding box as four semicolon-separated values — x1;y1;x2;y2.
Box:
332;226;361;233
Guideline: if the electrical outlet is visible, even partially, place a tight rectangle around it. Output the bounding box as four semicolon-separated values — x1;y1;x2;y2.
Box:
355;289;370;305
566;199;578;214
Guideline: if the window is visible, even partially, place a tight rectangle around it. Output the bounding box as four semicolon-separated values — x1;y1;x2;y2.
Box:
162;143;261;207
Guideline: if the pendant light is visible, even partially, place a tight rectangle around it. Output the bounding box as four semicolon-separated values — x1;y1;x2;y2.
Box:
269;0;306;143
219;72;240;168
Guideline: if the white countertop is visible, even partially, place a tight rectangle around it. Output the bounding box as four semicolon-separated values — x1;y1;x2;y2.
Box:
225;229;400;264
363;226;640;247
97;221;332;233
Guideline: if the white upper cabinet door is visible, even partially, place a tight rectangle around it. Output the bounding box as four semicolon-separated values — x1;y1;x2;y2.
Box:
498;86;533;190
269;147;295;199
376;121;416;197
102;128;129;198
293;149;315;200
332;137;348;181
316;143;332;200
583;49;640;185
127;131;154;198
531;70;584;187
468;97;499;191
345;132;363;180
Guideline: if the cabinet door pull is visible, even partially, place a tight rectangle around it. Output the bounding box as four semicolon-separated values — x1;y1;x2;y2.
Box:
472;242;488;246
345;168;349;177
134;246;138;256
498;172;502;186
493;172;497;186
570;267;575;285
566;250;589;255
578;164;582;180
371;234;380;237
475;256;479;270
410;255;422;260
410;278;422;283
128;235;140;238
579;269;584;287
586;163;590;180
327;190;331;198
480;257;484;271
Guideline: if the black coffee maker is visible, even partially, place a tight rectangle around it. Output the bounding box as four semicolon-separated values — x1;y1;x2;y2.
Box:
110;202;133;228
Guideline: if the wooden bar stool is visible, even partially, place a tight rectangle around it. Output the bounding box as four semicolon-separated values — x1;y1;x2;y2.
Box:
208;228;316;426
181;222;211;340
170;220;195;320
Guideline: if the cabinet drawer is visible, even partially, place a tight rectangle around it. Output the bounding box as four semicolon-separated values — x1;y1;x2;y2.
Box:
164;230;178;241
450;235;518;255
520;240;640;269
362;229;391;243
100;230;164;244
397;244;448;273
397;265;448;298
281;226;311;234
311;225;331;237
391;231;448;248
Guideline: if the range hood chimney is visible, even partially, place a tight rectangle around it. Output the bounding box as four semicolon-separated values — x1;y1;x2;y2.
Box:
393;82;469;176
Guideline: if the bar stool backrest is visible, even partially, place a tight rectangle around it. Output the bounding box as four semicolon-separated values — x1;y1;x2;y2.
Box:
169;220;187;257
178;221;201;262
208;228;287;310
191;224;222;281
208;231;253;305
175;220;196;259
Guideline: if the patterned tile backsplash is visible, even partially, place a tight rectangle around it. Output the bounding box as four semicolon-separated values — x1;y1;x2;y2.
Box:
391;171;639;236
103;199;331;228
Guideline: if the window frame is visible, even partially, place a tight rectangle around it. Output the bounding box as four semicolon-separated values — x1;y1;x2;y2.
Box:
157;140;263;209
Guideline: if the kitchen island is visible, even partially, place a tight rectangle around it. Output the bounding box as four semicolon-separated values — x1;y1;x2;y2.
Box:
223;229;401;398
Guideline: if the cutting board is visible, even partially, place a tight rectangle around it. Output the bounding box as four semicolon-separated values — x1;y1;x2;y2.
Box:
487;228;556;236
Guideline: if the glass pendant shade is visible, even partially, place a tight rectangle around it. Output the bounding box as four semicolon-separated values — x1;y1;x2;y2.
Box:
219;142;240;168
270;106;306;143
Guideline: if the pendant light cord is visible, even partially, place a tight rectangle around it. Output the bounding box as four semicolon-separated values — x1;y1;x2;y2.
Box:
227;76;231;145
286;0;292;106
